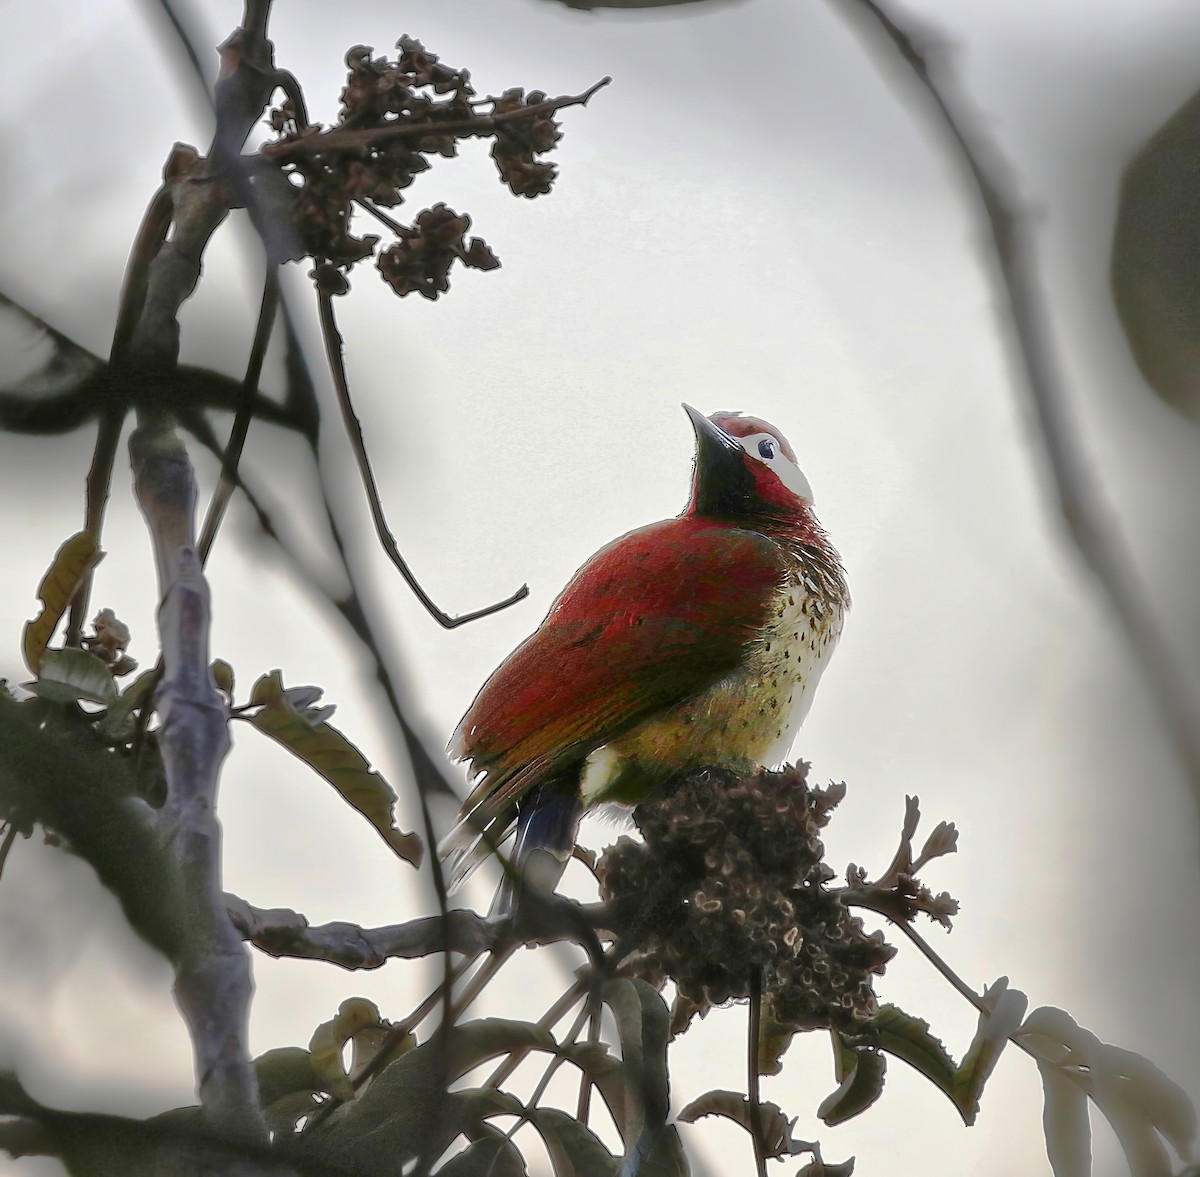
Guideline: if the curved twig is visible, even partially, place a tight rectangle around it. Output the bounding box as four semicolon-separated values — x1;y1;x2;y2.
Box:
198;270;279;562
314;282;530;628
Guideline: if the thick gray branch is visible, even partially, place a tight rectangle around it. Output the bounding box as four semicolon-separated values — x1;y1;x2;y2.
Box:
134;453;262;1144
226;896;499;967
121;2;284;1146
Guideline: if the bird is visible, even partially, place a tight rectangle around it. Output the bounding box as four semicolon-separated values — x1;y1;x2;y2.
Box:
441;404;849;915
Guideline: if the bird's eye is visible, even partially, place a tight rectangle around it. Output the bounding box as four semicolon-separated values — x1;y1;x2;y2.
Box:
758;439;776;460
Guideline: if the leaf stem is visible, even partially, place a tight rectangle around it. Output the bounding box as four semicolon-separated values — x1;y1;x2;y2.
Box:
747;969;768;1177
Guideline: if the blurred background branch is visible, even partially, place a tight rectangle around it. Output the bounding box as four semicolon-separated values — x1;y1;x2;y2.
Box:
836;0;1200;827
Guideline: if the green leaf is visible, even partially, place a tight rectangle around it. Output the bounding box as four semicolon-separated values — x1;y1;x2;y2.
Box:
529;1107;619;1177
210;658;234;700
1018;1006;1197;1177
245;670;422;866
22;532;102;673
797;1158;856;1177
96;669;159;744
601;979;670;1147
874;1004;961;1117
254;1046;319;1107
31;647;117;705
875;984;1027;1127
447;1018;557;1080
599;979;685;1176
818;1033;887;1127
1033;1053;1092;1177
1112;85;1200;419
310;1020;553;1169
954;978;1028;1126
438;1126;528;1177
757;1011;797;1076
555;1040;627;1137
0;695;181;959
678;1089;816;1159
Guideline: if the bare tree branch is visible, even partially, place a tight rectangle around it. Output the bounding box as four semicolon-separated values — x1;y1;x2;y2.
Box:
226;894;502;966
264;76;611;163
836;0;1200;822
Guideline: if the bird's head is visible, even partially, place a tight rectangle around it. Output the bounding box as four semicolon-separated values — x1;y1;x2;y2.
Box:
683;404;816;521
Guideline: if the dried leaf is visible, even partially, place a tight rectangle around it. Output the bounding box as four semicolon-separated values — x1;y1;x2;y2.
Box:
22;532;102;672
308;997;398;1102
245;670;423;866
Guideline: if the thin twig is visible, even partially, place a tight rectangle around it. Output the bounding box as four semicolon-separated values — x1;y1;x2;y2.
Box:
837;0;1200;821
267;77;612;163
0;822;18;881
198;271;279;562
451;946;517;1022
484;976;589;1091
576;996;601;1123
747;969;768;1177
506;998;594;1139
847;893;1041;1064
353;198;407;236
66;182;174;646
314;283;530;628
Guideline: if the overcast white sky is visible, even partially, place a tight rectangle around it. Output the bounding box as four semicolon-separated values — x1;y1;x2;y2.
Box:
3;1;1200;1174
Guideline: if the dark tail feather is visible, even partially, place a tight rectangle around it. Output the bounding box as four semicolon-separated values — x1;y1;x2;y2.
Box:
491;784;583;919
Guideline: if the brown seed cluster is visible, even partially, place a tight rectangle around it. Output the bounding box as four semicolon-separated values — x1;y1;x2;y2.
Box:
262;37;568;295
597;765;895;1043
377;204;499;300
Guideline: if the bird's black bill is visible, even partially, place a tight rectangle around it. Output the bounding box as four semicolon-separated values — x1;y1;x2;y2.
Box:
683;403;757;517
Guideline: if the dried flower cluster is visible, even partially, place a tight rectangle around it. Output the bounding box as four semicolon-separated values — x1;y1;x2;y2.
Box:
377;204;499;299
598;764;896;1043
261;37;574;296
83;608;137;677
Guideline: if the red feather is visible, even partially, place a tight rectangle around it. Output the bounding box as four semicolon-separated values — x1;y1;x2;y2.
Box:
452;516;788;821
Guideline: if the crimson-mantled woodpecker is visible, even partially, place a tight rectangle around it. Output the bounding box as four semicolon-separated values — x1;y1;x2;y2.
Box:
442;405;848;914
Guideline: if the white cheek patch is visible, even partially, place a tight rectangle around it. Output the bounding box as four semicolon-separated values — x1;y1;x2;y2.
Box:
738;433;814;503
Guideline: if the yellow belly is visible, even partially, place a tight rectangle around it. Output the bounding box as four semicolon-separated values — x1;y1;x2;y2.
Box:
580;582;843;806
